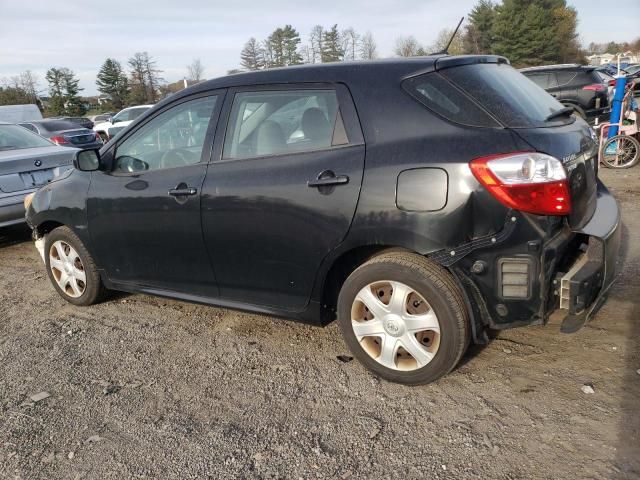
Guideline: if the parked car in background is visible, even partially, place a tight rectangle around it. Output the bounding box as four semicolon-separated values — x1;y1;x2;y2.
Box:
0;122;75;227
0;104;43;123
93;105;153;141
520;64;609;123
89;113;115;124
19;120;103;149
53;116;94;130
26;56;620;385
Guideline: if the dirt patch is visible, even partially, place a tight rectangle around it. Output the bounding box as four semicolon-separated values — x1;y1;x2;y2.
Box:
0;168;639;479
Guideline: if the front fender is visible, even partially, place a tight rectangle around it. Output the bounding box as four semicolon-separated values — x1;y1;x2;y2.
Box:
26;169;92;246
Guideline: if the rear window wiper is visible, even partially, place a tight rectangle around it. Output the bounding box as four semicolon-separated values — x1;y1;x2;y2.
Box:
545;106;574;122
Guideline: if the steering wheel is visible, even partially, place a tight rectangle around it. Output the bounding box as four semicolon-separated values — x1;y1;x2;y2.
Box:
159;148;195;169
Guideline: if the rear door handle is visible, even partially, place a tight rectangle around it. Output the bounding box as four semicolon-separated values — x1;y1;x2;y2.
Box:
168;187;197;196
307;174;349;188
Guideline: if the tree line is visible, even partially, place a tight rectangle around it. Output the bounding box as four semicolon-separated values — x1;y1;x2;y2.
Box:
2;0;640;114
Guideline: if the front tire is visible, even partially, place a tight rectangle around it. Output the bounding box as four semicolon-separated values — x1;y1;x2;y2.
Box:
337;252;469;385
44;226;105;306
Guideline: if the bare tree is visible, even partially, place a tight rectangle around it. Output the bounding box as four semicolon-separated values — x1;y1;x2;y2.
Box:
394;36;422;57
240;38;265;70
128;52;163;104
309;25;324;63
429;28;465;55
186;58;205;81
341;27;359;61
359;31;378;60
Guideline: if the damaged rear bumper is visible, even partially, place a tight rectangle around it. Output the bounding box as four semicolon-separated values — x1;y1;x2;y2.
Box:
558;182;621;332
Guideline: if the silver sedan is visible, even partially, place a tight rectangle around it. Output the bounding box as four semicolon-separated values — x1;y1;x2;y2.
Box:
0;122;76;227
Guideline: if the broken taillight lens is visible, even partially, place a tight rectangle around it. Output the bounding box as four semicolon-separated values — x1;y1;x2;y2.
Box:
469;152;571;215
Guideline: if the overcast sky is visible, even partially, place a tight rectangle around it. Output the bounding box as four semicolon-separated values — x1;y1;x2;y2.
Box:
1;0;638;96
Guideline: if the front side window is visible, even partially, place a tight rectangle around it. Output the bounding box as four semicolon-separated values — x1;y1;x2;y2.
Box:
113;96;216;173
223;89;348;160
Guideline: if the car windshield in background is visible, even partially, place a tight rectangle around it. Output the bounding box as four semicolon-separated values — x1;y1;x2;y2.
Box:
0;124;53;151
596;71;614;83
440;63;570;128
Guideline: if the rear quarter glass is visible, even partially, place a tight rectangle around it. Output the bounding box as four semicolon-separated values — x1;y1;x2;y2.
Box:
401;73;499;128
440;63;570;128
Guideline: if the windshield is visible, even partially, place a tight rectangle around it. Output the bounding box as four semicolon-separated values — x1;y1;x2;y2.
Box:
441;63;570;128
0;124;53;151
626;65;640;75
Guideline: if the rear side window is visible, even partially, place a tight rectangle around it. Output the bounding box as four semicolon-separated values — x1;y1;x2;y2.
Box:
402;73;499;128
556;70;577;86
223;89;348;159
441;63;569;128
524;72;558;89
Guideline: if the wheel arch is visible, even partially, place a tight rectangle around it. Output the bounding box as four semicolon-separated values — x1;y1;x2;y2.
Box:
319;244;414;324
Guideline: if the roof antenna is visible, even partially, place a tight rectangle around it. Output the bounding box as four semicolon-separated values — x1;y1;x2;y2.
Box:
432;16;464;55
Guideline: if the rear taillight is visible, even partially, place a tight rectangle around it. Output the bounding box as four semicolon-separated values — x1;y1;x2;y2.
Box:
469;152;571;215
49;135;69;145
95;132;103;143
582;83;605;92
608;79;616;87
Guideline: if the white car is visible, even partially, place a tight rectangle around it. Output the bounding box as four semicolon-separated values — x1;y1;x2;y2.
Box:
93;105;153;141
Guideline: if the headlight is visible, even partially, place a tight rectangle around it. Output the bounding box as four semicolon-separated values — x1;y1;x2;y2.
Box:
24;192;35;210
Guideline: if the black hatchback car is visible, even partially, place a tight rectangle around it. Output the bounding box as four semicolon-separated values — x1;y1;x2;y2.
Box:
25;56;620;385
519;64;610;123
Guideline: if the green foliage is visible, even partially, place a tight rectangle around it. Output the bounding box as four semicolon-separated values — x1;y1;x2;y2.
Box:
0;86;32;106
463;0;495;54
465;0;584;67
265;25;303;67
45;67;85;116
321;25;344;62
96;58;129;110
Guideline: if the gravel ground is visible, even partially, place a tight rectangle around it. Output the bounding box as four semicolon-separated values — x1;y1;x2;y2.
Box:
0;167;639;480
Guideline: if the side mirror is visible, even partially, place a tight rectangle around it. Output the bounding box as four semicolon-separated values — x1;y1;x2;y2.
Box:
107;116;114;124
73;149;101;172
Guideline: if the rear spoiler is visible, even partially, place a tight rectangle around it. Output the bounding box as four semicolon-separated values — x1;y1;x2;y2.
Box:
434;55;510;71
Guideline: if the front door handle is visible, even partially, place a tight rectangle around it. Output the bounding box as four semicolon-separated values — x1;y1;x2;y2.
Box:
168;187;197;196
307;173;349;188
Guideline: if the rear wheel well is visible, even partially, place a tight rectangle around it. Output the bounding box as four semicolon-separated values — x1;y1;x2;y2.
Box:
320;245;411;324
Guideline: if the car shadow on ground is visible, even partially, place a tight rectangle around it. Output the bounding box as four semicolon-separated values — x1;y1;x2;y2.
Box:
0;224;31;249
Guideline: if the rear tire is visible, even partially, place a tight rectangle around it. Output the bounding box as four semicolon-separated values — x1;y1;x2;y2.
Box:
44;226;106;306
600;134;640;169
337;252;469;385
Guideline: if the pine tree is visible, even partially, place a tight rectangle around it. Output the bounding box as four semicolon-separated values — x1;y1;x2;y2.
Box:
240;37;265;70
282;25;303;66
96;58;129;110
321;25;344;63
491;0;560;67
61;69;84;115
267;28;286;67
45;67;83;115
463;0;496;54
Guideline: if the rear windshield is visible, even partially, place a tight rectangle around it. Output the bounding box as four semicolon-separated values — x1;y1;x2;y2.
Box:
39;120;80;132
0;124;53;151
440;63;570;128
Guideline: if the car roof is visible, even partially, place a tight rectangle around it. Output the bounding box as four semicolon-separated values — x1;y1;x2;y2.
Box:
520;64;595;73
157;55;507;107
22;119;85;131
